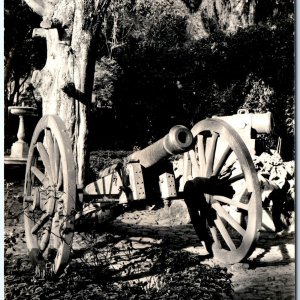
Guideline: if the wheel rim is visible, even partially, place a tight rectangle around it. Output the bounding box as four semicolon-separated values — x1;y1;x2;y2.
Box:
184;118;262;264
24;115;76;275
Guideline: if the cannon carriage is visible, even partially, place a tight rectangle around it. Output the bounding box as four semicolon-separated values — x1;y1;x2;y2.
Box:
23;110;273;275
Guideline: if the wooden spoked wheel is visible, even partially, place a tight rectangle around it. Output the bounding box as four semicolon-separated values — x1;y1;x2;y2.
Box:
183;118;262;264
24;115;76;275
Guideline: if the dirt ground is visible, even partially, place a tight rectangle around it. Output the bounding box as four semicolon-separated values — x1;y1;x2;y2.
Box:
103;210;295;300
4;173;295;299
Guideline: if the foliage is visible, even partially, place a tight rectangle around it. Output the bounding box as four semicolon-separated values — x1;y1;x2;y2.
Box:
4;0;45;104
93;57;123;109
254;151;295;232
91;15;294;160
5;0;295;160
4;0;45;149
255;0;294;25
101;0;188;56
242;74;274;113
89;150;132;181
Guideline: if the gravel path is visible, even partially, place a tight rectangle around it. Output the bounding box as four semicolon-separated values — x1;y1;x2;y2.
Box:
4;179;295;299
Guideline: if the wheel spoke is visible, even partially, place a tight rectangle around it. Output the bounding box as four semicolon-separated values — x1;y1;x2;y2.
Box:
51;212;61;249
189;150;200;177
212;145;232;177
205;132;218;177
40;226;51;252
212;202;246;236
29;156;37;186
214;195;249;211
221;173;244;186
57;164;63;190
53;138;61;185
214;215;236;251
234;186;251;204
36;142;54;185
31;166;49;187
45;129;56;183
46;196;56;216
209;225;222;249
183;152;192;183
31;213;50;235
196;134;206;176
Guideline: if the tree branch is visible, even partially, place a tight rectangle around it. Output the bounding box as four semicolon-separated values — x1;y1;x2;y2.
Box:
23;0;49;16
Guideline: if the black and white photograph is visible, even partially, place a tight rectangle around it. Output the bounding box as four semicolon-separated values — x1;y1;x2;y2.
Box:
4;0;295;299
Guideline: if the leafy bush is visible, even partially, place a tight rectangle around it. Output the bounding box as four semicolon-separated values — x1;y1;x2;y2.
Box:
89;150;132;180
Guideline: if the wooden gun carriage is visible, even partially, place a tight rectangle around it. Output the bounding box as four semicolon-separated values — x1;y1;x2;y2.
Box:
23;110;273;275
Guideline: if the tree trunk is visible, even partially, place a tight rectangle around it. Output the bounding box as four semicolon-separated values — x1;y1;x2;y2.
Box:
24;0;110;187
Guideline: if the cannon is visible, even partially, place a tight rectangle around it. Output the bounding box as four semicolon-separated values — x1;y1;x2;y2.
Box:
23;111;272;275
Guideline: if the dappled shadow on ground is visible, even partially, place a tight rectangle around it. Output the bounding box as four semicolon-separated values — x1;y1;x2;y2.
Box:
4;178;295;299
70;210;295;289
70;219;212;284
245;230;295;268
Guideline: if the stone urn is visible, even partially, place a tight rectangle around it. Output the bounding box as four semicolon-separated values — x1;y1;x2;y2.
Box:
8;105;38;158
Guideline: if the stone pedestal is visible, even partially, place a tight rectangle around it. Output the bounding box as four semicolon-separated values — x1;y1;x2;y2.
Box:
10;115;29;158
11;141;29;158
6;106;37;162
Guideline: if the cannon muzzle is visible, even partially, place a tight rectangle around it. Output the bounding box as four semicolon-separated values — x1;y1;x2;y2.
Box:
127;125;193;168
250;111;273;134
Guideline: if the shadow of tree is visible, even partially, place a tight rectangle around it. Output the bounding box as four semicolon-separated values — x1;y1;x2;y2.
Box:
246;230;295;268
70;220;213;284
70;216;295;292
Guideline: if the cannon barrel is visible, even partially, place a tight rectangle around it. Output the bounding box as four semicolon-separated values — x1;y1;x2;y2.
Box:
215;110;273;134
127;125;193;168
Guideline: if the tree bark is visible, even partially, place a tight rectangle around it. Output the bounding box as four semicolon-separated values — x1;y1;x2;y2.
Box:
24;0;111;186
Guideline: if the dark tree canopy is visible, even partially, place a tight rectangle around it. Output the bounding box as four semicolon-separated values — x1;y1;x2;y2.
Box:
5;0;295;161
89;0;294;159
